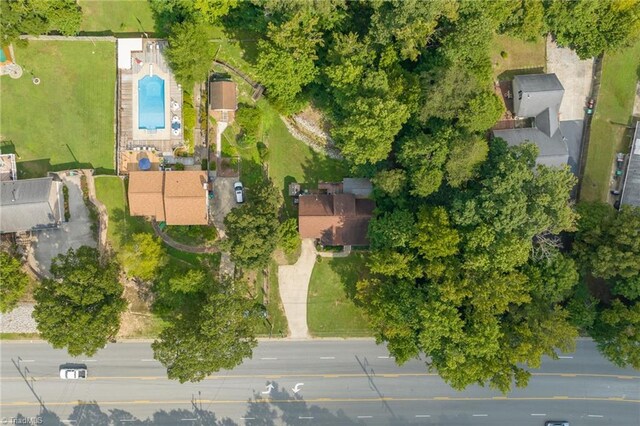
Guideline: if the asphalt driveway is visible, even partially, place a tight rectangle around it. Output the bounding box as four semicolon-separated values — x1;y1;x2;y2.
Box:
31;174;96;277
211;176;237;233
547;36;594;121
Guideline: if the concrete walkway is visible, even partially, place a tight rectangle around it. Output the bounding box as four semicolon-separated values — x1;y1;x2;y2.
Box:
278;239;316;339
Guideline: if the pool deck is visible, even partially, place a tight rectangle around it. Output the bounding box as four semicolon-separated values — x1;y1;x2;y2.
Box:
117;39;183;161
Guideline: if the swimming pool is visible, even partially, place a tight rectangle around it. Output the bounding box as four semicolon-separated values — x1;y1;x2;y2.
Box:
0;49;6;63
138;75;165;130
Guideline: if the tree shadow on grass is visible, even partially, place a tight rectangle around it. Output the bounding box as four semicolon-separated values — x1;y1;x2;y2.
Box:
325;253;369;306
497;66;545;82
301;149;348;188
220;2;265;65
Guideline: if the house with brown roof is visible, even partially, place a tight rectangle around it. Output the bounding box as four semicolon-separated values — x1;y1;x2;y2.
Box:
299;194;374;246
128;171;165;221
163;171;209;225
209;80;237;123
128;171;208;225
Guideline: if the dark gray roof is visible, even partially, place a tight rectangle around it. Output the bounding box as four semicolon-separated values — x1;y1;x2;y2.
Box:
513;74;564;118
621;122;640;207
493;128;569;168
343;178;372;198
535;106;560;137
514;73;564;93
0;178;63;233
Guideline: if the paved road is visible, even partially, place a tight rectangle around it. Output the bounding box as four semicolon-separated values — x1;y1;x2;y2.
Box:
1;339;638;425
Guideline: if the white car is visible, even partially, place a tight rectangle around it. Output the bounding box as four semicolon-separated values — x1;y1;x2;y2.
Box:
59;365;87;379
234;182;244;203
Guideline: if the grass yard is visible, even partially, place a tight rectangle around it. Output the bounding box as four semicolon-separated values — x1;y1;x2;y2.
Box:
307;254;371;337
165;225;218;247
94;176;151;253
490;34;546;80
580;40;640;202
79;0;155;33
0;41;116;178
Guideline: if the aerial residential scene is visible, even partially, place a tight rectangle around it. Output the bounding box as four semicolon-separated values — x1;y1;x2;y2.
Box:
0;0;639;425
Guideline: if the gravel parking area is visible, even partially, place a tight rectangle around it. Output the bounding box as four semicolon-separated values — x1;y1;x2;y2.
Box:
0;303;37;333
547;37;594;121
31;174;96;277
211;176;238;232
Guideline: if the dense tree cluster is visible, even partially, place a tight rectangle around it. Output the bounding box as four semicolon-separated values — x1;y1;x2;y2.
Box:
0;251;30;313
573;204;640;369
33;247;126;357
223;178;281;270
360;141;579;392
1;0;82;46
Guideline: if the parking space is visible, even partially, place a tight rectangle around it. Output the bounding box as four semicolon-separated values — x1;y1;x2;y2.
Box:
210;176;238;233
546;37;594;121
31;174;96;277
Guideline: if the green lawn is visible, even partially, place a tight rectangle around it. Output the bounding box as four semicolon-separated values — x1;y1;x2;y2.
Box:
79;0;155;33
490;34;546;80
94;176;151;253
580;40;640;202
0;41;116;178
307;254;371;337
165;225;218;247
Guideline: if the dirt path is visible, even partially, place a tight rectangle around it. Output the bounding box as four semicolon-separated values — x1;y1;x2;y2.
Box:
150;221;219;254
82;171;108;255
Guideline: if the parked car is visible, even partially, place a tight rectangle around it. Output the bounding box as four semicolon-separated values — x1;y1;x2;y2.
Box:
59;364;88;380
234;182;244;203
545;421;569;426
586;98;595;115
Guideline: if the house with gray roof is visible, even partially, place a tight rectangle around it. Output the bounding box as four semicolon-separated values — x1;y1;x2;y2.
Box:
620;121;640;208
0;177;64;233
493;73;575;170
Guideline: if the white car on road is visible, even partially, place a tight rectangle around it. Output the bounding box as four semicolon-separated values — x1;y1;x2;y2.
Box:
59;365;87;379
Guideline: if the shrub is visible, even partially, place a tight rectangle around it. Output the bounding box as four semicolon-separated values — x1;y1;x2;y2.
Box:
278;218;301;256
257;141;270;161
236;105;262;139
174;163;185;171
62;185;70;222
500;50;508;58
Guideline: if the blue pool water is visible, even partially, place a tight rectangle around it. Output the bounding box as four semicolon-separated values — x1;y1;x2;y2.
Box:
0;49;7;63
138;75;165;130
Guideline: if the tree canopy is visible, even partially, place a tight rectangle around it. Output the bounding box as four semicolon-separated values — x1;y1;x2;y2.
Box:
572;204;640;369
0;251;30;313
1;0;82;47
121;233;167;281
359;141;579;393
166;21;216;87
152;276;259;383
223;178;280;270
33;247;126;357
